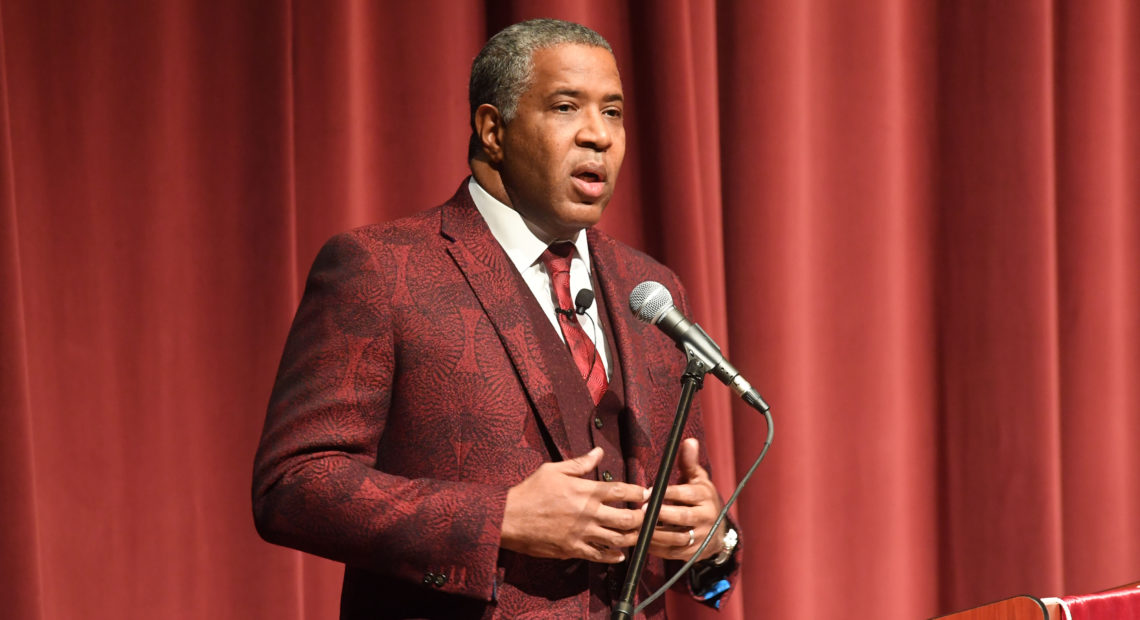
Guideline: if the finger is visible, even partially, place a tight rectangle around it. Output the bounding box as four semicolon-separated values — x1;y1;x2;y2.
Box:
594;503;645;534
655;503;702;528
646;533;704;561
649;527;695;549
678;438;709;483
646;541;680;561
585;522;642;549
662;482;714;506
558;446;604;477
600;481;651;505
579;540;627;564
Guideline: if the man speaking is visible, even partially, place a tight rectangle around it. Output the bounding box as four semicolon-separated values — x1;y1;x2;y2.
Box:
253;19;739;618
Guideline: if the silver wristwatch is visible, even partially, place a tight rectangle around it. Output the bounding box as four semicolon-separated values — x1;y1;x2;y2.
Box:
711;527;738;566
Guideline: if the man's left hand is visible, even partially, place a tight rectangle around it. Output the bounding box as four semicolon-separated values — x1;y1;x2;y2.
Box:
646;437;727;562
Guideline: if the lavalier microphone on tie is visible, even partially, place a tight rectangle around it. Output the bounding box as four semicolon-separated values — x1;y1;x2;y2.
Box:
554;289;594;317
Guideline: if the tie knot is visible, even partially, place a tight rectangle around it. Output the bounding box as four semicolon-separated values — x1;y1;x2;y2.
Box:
540;242;576;275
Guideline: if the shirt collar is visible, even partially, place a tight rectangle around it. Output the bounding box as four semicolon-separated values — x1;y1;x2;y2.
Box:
467;177;591;272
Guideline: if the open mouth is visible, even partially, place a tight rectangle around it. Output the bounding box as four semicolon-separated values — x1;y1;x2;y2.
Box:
571;163;608;200
574;170;604;183
572;162;607;183
572;172;607;200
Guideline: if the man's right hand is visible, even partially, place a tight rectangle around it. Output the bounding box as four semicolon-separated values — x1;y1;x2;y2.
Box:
500;447;648;563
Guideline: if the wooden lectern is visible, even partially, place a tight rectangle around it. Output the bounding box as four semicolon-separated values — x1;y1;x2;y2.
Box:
935;582;1140;620
934;595;1049;620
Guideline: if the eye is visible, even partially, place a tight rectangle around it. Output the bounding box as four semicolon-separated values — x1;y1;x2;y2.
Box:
604;107;623;119
554;103;575;113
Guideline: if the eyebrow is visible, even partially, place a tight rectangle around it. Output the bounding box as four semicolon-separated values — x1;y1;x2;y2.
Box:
548;88;624;103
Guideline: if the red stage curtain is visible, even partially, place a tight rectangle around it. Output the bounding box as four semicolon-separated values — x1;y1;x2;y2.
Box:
1;1;1136;618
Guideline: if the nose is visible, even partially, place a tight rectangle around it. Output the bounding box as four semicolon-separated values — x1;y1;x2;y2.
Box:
576;107;613;151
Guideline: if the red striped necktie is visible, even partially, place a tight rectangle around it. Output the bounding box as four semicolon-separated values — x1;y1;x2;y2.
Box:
540;242;608;405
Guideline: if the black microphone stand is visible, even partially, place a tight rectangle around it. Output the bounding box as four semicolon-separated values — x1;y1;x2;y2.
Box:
611;348;709;619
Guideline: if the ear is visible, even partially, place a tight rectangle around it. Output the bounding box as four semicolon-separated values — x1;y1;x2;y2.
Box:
474;103;506;163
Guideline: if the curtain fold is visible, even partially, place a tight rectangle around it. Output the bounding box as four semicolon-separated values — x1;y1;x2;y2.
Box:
0;3;44;617
1055;0;1140;597
934;1;1066;608
718;1;940;616
1;1;1137;618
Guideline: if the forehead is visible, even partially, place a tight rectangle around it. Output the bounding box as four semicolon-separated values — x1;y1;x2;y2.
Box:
526;44;623;96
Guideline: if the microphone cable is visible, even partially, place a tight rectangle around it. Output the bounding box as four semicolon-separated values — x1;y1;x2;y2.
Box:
630;406;774;615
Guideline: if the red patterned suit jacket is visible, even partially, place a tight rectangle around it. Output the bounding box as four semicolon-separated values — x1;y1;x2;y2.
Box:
253;182;735;618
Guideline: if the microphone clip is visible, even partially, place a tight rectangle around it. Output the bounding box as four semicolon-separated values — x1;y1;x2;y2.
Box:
556;289;595;317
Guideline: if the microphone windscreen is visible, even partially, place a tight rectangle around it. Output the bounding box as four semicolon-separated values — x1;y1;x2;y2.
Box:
628;281;673;324
574;288;595;311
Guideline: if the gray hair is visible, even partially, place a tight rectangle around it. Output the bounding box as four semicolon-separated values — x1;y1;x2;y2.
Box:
468;19;613;159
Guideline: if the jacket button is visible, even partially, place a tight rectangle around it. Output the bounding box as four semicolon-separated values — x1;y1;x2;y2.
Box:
593;416;604;429
423;572;435;585
434;573;448;587
602;470;613;482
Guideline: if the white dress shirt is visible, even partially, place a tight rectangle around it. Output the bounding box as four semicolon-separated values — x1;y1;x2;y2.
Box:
467;177;611;377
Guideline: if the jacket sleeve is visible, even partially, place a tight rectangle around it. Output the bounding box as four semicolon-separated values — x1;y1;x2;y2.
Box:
251;231;508;601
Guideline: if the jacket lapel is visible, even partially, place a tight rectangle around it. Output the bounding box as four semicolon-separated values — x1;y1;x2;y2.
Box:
439;185;584;461
588;230;662;480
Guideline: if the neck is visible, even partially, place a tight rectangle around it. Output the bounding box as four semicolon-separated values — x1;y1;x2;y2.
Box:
470;157;511;207
469;158;578;245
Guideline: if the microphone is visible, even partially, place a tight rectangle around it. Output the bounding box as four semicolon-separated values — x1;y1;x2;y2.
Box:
574;289;594;315
556;289;595;317
628;281;769;413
